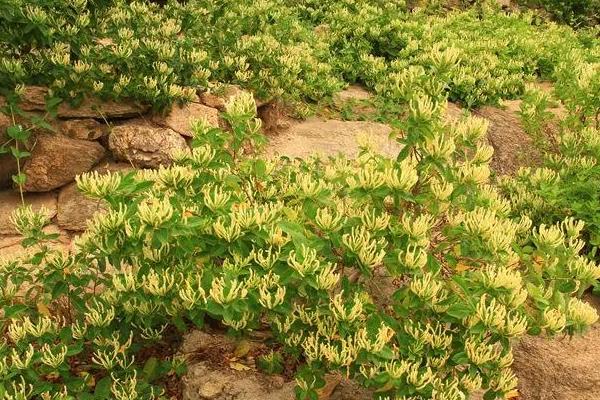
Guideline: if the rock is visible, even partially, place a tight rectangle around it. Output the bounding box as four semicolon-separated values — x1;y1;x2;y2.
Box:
57;183;105;231
0;155;18;189
22;134;105;192
153;100;219;137
200;85;246;111
258;102;291;133
197;381;225;399
183;362;295;400
181;330;294;400
57;98;149;119
60;119;107;140
512;295;600;400
0;190;57;235
10;86;149;118
332;85;372;107
265;118;399;159
200;85;265;111
0;225;71;260
108;121;188;168
56;161;132;231
473;105;541;176
16;86;47;112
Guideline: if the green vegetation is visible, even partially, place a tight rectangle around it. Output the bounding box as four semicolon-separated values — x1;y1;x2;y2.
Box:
518;0;600;27
504;51;600;255
1;0;598;110
2;1;600;400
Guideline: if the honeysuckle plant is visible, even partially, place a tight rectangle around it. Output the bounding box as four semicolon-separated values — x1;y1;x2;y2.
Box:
503;49;600;261
1;0;598;112
2;92;598;399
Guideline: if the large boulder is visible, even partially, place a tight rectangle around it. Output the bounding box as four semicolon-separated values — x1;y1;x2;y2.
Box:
108;121;188;168
0;190;57;235
22;134;105;192
56;162;131;231
152;100;219;137
512;295;600;400
265;118;399;159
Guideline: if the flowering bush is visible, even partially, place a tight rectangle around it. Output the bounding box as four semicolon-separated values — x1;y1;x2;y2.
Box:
0;0;596;110
2;92;598;399
503;50;600;251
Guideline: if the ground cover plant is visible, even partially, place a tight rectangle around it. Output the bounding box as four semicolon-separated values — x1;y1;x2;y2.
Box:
503;47;600;256
2;0;600;399
1;0;598;111
2;92;599;399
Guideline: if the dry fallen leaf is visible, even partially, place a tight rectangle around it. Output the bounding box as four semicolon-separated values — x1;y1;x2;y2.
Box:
454;262;470;272
233;339;252;358
37;302;51;317
229;362;251;371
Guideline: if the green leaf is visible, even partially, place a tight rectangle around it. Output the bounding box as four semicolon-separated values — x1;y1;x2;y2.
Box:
142;357;159;382
445;303;472;319
6;124;29;141
278;220;309;246
4;304;30;318
253;159;266;178
12;173;26;185
10;146;30;159
94;376;112;399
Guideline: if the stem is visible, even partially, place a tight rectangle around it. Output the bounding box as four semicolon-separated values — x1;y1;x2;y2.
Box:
9;106;24;205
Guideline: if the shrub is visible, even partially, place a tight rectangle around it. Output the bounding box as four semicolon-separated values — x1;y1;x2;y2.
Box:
519;0;600;28
504;49;600;253
2;92;598;399
0;0;597;111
